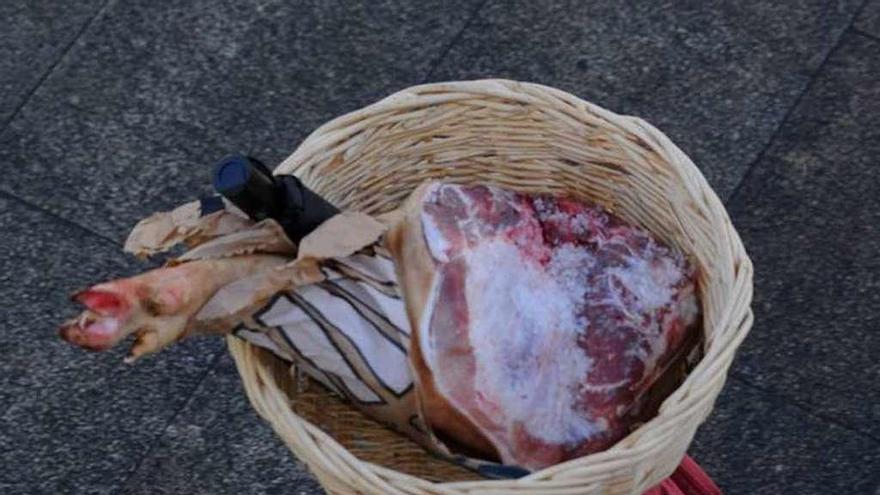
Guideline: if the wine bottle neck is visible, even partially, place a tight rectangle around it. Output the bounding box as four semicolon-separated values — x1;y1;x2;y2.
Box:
212;155;339;243
274;175;340;243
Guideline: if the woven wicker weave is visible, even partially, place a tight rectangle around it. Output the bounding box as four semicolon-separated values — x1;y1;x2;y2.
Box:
227;79;753;494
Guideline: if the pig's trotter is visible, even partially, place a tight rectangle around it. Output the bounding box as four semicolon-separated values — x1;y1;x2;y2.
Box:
59;256;286;362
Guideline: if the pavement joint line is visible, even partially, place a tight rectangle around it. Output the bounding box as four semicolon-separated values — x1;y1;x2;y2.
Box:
853;0;877;20
725;0;871;206
851;27;880;42
0;188;121;248
115;349;227;494
0;0;114;137
729;372;880;445
421;0;491;83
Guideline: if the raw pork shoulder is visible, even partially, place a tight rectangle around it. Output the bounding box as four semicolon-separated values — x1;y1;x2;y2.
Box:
386;182;699;470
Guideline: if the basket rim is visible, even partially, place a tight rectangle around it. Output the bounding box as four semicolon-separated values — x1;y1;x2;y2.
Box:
232;79;754;494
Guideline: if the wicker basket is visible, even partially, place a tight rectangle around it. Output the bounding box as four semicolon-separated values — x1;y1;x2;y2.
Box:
227;79;753;494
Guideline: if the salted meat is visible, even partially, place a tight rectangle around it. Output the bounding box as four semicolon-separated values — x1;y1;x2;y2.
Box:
386;182;699;470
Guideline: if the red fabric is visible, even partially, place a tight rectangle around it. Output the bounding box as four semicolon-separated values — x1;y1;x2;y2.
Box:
643;455;722;495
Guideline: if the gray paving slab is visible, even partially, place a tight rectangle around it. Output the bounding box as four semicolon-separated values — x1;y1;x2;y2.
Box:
689;379;880;494
724;31;880;441
0;195;222;495
856;0;880;37
0;0;481;242
0;0;104;124
121;353;322;495
428;0;863;199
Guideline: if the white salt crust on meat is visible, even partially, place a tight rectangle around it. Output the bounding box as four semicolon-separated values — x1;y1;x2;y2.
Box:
465;240;601;445
417;240;608;448
415;182;697;468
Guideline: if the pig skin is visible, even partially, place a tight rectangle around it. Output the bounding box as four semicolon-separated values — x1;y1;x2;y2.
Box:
59;256;286;362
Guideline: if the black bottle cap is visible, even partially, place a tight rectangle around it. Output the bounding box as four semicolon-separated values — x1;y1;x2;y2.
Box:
212;155;281;221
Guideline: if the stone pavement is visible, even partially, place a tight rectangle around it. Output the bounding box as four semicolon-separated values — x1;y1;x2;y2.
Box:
2;1;878;493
